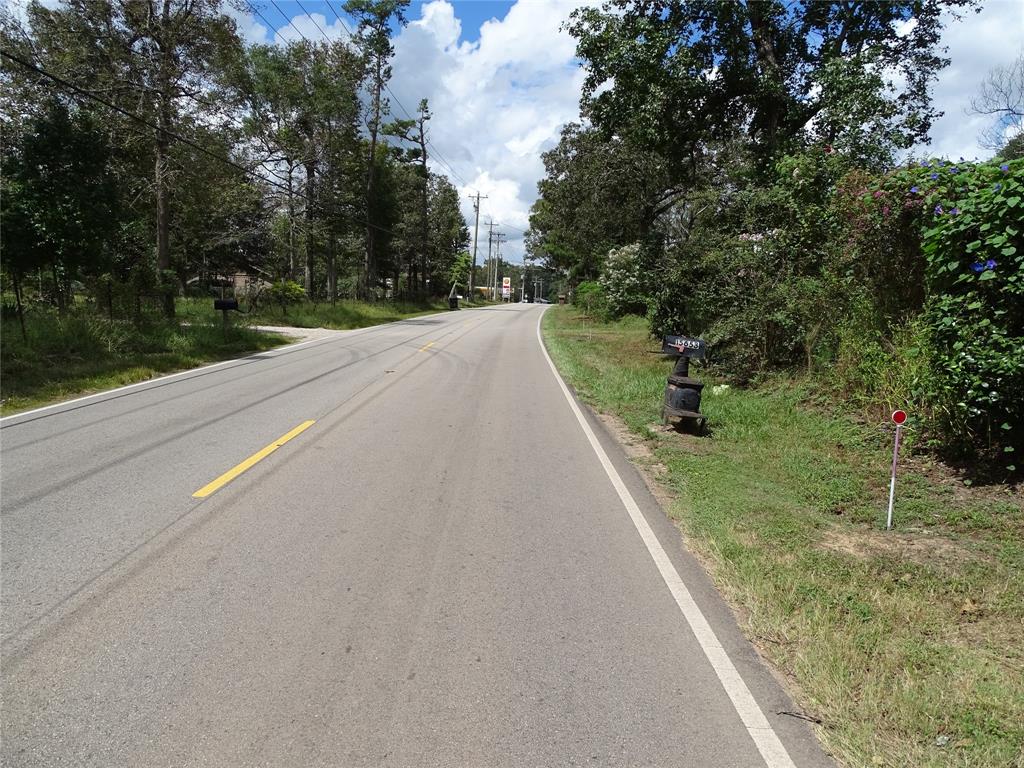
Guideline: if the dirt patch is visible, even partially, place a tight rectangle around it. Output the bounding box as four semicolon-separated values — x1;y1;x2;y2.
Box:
250;325;347;342
595;410;677;510
819;527;986;567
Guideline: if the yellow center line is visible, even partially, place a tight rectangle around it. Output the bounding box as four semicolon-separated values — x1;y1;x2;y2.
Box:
192;420;316;498
418;341;435;352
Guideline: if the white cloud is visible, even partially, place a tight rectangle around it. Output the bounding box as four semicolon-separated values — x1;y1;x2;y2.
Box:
387;0;590;263
233;0;587;262
923;1;1024;160
271;11;349;45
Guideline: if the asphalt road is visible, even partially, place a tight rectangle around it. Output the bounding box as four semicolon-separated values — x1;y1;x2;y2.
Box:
1;304;832;767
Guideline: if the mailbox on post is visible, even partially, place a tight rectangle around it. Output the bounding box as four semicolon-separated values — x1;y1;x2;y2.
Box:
661;334;707;433
214;297;240;339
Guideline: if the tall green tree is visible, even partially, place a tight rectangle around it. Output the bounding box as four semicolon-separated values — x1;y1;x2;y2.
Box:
23;0;244;316
569;0;980;175
344;0;410;296
1;99;118;313
528;123;667;280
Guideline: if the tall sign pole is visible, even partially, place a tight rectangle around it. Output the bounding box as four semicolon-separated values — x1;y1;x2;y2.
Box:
468;193;486;300
886;410;907;530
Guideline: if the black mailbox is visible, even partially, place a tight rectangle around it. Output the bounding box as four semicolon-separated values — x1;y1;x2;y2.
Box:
214;298;239;311
661;334;707;433
662;334;706;358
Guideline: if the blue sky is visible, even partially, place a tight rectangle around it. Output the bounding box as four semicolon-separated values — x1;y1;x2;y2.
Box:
408;0;514;42
234;0;1023;265
5;0;1020;263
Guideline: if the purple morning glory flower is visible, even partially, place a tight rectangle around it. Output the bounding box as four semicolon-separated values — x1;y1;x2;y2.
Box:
934;205;944;215
994;183;1002;191
921;162;931;168
950;167;959;174
986;259;997;270
930;172;939;180
950;207;960;215
910;186;920;193
971;262;985;273
1001;164;1010;172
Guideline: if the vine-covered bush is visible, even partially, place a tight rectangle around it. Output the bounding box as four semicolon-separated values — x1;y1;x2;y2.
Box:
921;158;1022;466
641;150;1022;470
845;156;1023;466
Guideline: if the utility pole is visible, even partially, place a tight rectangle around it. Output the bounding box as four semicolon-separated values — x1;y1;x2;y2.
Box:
494;232;506;300
484;220;497;300
468;192;486;300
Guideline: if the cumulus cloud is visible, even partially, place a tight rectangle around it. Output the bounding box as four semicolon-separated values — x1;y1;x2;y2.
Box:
233;0;587;262
922;1;1024;160
234;0;1014;262
387;0;590;263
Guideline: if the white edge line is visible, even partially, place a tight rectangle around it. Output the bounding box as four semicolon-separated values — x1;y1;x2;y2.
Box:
536;308;798;768
0;334;330;425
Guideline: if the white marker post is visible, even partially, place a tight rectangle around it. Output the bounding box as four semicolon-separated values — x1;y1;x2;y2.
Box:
886;410;907;530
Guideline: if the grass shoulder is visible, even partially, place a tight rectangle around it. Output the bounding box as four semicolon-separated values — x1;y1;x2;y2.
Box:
1;309;293;416
542;305;1023;768
178;296;454;330
1;297;477;416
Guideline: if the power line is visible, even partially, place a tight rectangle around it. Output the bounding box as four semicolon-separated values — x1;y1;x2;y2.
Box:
316;1;468;187
0;47;401;239
294;0;332;42
247;1;291;46
268;0;313;44
248;0;480;245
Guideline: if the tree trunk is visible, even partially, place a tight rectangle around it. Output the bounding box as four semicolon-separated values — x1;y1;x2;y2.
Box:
363;53;384;300
287;162;296;281
747;3;783;157
12;269;27;342
327;234;337;306
304;160;316;297
155;0;175;319
418;119;429;295
51;264;65;314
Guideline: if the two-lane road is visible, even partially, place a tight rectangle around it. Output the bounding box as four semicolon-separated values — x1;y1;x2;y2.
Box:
1;304;831;767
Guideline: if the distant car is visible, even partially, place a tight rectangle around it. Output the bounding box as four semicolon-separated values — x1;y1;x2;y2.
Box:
536;298;551;304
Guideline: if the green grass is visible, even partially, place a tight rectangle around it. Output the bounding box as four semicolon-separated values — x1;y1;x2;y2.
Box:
543;306;1024;768
1;309;291;415
1;295;474;415
177;296;455;330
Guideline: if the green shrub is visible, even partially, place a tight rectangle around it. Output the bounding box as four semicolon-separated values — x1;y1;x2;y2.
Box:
574;280;609;321
920;157;1023;467
265;280;306;315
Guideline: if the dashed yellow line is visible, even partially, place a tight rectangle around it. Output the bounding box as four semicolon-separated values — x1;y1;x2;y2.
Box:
418;341;436;352
192;420;316;498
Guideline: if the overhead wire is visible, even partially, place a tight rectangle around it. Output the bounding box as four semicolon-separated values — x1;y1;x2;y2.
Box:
0;47;401;238
317;0;474;191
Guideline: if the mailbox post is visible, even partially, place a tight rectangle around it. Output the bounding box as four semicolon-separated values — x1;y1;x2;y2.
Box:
661;334;707;433
214;297;239;339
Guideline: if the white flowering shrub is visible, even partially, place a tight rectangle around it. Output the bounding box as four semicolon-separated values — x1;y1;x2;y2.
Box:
598;243;651;318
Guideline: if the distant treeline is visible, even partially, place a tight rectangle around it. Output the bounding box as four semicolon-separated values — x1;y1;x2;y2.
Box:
1;0;470;321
